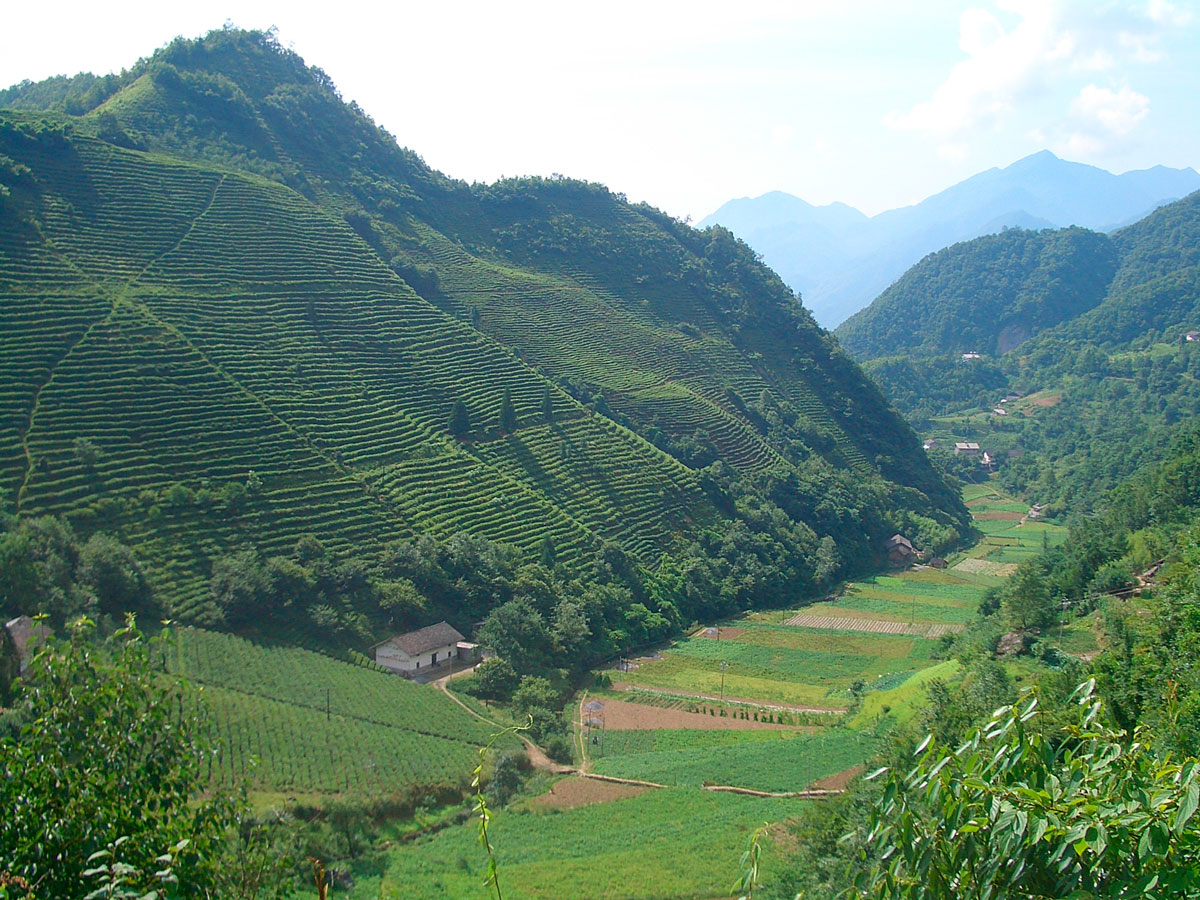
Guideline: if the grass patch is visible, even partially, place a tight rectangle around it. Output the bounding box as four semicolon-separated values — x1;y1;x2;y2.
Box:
373;788;802;900
591;727;875;792
849;659;962;729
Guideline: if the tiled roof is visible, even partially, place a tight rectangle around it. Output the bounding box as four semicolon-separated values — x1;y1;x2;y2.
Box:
379;621;465;657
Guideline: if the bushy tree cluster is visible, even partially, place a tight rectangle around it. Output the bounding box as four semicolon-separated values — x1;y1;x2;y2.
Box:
0;618;292;899
0;513;151;628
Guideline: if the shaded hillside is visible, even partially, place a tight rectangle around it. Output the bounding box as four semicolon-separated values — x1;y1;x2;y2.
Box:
836;227;1119;360
0;30;966;636
1026;191;1200;354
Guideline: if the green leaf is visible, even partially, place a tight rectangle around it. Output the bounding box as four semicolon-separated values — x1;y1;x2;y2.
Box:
1176;781;1199;834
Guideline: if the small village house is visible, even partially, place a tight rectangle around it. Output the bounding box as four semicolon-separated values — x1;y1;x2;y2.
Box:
3;615;50;675
886;533;916;567
923;439;938;450
954;442;981;457
1186;331;1199;343
372;621;469;676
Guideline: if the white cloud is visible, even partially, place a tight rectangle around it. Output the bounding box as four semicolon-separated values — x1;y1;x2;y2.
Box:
1051;83;1149;160
938;142;971;163
884;0;1177;143
1147;0;1193;27
1071;83;1149;135
770;124;796;144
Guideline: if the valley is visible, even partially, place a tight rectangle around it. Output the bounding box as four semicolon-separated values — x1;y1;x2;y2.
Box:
4;23;1200;900
297;485;1063;899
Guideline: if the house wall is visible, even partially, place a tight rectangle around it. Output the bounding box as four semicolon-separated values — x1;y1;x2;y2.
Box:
374;641;460;674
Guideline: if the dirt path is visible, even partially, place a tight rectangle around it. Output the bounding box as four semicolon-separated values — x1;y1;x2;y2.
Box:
432;667;572;774
702;784;843;799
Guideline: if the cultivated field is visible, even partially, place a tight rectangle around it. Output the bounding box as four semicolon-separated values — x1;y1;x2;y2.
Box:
347;485;1066;898
372;788;799;900
167;627;511;796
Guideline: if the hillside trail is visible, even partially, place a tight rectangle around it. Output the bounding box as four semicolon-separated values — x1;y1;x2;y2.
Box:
430;674;850;796
431;667;571;774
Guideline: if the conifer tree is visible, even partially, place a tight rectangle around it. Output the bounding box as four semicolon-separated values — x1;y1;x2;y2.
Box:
448;399;471;438
498;387;517;434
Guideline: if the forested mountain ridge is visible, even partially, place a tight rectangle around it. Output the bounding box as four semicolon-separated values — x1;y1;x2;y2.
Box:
0;28;965;642
836;189;1200;364
701;150;1200;327
835;226;1120;360
834;188;1200;516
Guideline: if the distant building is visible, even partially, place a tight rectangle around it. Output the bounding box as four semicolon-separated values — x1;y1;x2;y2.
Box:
928;557;949;569
886;533;916;567
923;439;938;451
372;621;466;675
961;352;982;360
981;451;996;469
954;442;981;456
992;407;1007;416
1187;331;1200;343
1028;504;1047;519
4;615;51;675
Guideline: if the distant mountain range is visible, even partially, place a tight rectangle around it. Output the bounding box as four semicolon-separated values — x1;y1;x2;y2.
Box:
700;152;1200;327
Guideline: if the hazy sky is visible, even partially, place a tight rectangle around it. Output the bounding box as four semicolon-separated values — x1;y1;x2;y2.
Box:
4;1;1198;220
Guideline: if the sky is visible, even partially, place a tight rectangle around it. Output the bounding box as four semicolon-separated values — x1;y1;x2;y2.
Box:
3;0;1198;221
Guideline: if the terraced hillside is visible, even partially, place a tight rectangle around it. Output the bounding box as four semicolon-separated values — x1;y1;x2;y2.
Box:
168;627;513;795
0;29;967;639
0;123;710;618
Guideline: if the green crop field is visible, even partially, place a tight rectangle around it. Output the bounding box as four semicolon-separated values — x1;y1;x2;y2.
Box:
622;619;943;706
590;727;875;792
369;788;802;900
167;628;510;796
616;483;1066;715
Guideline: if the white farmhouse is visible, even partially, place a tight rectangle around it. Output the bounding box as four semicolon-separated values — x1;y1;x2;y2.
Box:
372;621;465;675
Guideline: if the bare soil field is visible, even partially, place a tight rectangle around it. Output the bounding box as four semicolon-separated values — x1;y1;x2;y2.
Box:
694;626;747;640
975;511;1025;521
782;613;964;638
593;698;814;732
531;776;648;810
808;764;866;792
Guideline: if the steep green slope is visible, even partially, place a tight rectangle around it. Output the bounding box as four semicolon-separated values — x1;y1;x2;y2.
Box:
2;29;958;506
0;29;966;639
835;226;1118;360
0;121;712;619
1026;191;1200;353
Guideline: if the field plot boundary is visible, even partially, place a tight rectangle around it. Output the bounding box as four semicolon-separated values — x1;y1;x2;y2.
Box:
782;613;964;639
953;557;1019;576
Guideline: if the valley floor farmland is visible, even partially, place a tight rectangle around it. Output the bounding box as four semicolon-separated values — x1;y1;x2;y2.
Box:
361;484;1062;899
